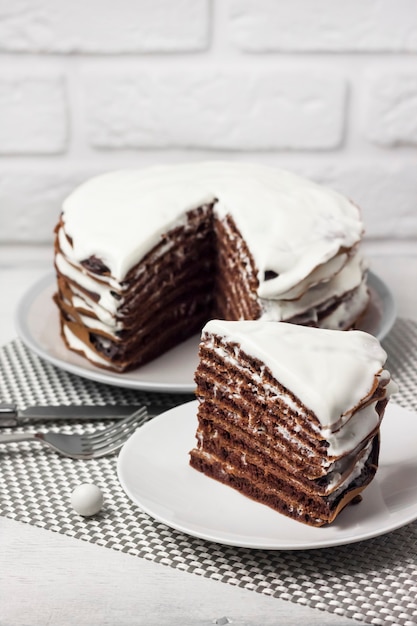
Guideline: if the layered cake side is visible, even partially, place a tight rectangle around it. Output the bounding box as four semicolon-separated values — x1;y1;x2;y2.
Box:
54;162;370;372
190;320;396;527
54;203;216;371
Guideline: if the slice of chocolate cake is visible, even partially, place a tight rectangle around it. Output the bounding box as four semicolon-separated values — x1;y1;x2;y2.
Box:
190;320;396;527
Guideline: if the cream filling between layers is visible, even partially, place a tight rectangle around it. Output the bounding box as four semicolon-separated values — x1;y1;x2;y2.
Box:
324;403;379;457
56;253;120;315
318;281;369;330
195;438;373;498
71;293;121;331
57;231;177;338
204;321;391;429
58;227;122;292
259;253;367;323
63;325;110;367
73;308;122;336
207;336;382;459
325;440;373;494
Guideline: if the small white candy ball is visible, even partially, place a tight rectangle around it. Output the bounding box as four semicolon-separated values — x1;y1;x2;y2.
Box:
71;483;104;517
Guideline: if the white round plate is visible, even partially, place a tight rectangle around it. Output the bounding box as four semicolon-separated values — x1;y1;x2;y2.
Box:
118;401;417;550
15;271;396;394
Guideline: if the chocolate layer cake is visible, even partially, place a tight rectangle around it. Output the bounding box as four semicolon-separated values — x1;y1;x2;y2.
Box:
190;320;396;527
54;162;370;372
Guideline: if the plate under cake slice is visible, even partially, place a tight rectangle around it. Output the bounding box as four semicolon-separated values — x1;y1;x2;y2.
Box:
190;320;396;527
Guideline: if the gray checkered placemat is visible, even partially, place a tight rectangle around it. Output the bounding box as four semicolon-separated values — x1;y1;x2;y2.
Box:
1;319;417;626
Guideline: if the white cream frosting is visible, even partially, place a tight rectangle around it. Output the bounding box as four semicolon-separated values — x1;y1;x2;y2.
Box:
56;253;120;314
63;325;110;367
203;320;391;434
61;162;363;297
259;252;366;322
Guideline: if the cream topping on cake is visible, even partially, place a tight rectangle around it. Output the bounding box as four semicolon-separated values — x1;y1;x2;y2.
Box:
203;320;391;430
61;162;363;297
259;252;366;321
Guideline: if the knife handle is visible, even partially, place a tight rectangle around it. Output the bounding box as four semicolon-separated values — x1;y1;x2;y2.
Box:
0;404;19;427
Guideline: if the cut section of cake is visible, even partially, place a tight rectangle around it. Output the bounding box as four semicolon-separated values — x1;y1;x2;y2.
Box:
190;320;396;527
54;162;369;372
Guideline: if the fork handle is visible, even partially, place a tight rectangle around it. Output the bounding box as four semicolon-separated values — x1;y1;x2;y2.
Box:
0;432;40;444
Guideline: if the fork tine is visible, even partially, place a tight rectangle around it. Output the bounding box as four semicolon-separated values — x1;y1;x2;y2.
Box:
79;407;148;454
84;407;148;443
85;422;142;457
85;420;140;454
85;416;141;447
86;406;147;440
89;440;130;458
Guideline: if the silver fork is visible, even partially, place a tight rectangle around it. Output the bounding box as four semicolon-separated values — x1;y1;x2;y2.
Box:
0;406;149;459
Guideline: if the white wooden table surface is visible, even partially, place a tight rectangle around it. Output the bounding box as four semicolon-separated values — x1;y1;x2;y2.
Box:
0;242;416;626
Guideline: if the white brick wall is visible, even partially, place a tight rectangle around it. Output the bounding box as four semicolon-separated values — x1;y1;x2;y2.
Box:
229;0;417;51
0;0;416;245
0;72;67;153
0;0;209;52
365;72;417;146
84;68;346;150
